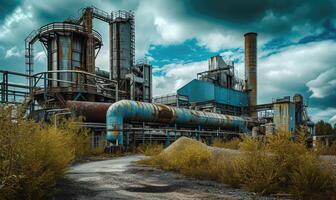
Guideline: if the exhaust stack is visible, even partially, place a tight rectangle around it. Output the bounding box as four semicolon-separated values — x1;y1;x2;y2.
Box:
244;32;257;117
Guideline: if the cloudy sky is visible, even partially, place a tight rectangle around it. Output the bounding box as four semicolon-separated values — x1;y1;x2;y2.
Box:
0;0;335;124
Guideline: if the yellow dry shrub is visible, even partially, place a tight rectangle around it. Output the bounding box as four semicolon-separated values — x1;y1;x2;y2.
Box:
136;143;164;156
212;138;241;150
0;106;90;200
138;132;336;198
316;142;336;155
138;139;212;178
231;132;335;197
56;116;91;158
290;153;335;199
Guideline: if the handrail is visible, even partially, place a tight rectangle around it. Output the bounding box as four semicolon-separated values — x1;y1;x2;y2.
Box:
31;70;119;100
38;22;102;42
33;70;117;84
26;22;102;46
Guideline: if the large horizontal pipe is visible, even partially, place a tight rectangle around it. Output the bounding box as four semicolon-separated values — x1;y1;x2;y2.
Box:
106;100;254;145
66;101;112;123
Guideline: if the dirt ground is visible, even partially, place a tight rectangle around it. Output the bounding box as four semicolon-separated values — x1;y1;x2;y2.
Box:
52;155;288;200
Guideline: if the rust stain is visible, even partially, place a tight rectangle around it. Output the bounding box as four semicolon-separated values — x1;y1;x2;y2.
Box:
112;125;119;138
156;104;174;122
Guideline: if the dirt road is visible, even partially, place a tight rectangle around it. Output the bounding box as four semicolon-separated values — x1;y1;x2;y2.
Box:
53;155;283;200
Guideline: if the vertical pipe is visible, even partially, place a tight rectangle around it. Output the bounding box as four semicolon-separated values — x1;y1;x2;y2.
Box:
84;7;94;74
126;132;129;147
44;73;47;101
244;32;258;117
109;22;113;80
142;122;145;144
165;129;170;146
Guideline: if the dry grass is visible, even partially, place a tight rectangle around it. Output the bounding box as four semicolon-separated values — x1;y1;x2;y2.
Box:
138;133;336;199
316;142;336;155
0;106;91;199
138;138;212;177
136;143;164;156
212;138;241;150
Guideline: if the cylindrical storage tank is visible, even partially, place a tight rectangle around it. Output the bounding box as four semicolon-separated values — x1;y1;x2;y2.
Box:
95;68;110;79
293;93;303;124
48;34;85;87
41;22;102;88
244;32;257;117
293;94;303;103
110;11;134;82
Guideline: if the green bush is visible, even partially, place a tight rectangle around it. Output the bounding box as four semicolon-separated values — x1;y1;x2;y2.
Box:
0;106;90;199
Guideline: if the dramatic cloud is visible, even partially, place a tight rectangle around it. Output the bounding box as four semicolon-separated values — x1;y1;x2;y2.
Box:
258;40;336;103
306;68;336;98
310;107;336;125
0;6;33;42
4;46;21;58
153;61;208;96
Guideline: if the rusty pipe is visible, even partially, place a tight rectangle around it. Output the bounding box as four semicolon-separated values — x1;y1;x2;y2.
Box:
106;100;254;145
66;101;112;122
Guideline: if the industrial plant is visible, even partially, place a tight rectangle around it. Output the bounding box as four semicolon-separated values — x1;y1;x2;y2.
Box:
0;6;314;149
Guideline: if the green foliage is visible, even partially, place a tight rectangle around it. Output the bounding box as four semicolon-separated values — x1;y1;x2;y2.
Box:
139;132;336;198
0;106;91;200
212;138;241;150
136;143;164;156
316;120;335;136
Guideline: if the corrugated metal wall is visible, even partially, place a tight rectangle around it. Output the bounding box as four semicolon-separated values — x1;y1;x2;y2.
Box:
273;102;296;132
177;79;248;107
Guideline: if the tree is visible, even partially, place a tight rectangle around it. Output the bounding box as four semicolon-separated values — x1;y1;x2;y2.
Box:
315;120;334;136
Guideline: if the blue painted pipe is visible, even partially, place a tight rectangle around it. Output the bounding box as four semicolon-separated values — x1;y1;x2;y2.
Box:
106;100;253;144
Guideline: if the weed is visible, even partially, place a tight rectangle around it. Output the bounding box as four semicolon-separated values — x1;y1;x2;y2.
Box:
0;106;91;199
316;142;336;155
136;143;164;156
138;133;336;198
212;138;241;150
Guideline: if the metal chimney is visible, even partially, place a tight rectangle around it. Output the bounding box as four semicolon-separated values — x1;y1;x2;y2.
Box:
244;32;257;117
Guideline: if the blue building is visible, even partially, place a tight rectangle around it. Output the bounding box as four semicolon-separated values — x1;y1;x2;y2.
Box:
177;79;249;116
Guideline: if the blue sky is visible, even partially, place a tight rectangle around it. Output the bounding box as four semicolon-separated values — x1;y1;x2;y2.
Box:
0;0;335;124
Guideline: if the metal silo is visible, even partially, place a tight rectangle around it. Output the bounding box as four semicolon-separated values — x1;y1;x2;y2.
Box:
38;23;102;87
110;10;135;88
244;32;257;117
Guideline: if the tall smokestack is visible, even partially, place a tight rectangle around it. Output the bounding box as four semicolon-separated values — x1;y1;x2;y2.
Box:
244;32;257;117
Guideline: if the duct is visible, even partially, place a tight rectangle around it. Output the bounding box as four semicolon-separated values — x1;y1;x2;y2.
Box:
106;100;254;145
66;101;112;122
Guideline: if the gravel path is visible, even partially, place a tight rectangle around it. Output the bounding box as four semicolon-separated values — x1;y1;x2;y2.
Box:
53;155;286;200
